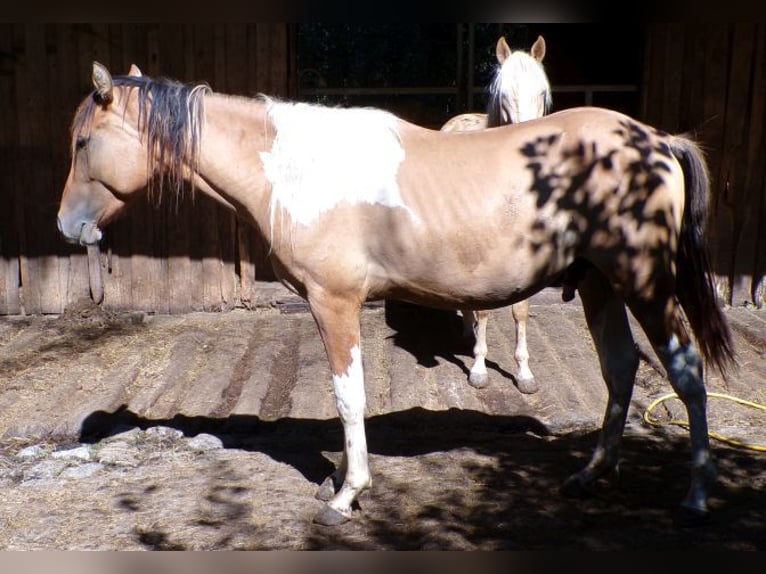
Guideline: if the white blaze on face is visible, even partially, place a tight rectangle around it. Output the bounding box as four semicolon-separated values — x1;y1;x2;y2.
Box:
260;99;418;230
498;53;550;123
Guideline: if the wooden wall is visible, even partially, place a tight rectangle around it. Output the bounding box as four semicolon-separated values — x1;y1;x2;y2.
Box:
641;23;766;307
0;23;292;315
1;23;765;315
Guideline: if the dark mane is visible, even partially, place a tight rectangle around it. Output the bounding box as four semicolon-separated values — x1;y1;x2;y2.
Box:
71;74;211;199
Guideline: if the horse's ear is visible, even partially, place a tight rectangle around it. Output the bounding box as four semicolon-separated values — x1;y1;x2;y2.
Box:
495;36;511;64
128;63;142;77
92;61;114;105
531;35;546;63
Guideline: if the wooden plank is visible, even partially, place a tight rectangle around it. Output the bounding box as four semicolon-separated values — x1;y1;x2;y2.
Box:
718;24;756;306
679;24;706;134
270;24;289;97
51;24;91;310
640;24;665;128
13;24;49;314
183;23;205;312
194;24;225;311
214;23;238;310
0;23;21;314
700;24;733;302
118;25;156;313
734;25;766;307
159;24;193;314
224;23;257;308
146;24;171;314
660;24;684;132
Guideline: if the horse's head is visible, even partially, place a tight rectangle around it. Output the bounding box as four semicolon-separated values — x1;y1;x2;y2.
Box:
57;62;152;246
487;35;551;126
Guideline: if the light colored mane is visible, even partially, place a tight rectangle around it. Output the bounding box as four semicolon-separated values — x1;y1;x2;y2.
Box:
486;50;552;127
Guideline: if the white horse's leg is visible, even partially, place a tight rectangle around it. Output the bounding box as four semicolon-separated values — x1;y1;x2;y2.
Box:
308;294;371;526
628;298;716;525
561;271;639;497
511;300;537;394
468;309;490;388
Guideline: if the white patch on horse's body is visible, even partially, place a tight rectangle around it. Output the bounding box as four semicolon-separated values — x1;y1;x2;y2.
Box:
260;99;417;234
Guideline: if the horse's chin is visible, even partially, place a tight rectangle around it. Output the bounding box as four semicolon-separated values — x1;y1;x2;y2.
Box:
78;222;103;246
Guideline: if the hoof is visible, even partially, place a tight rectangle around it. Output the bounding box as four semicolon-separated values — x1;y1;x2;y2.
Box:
468;371;489;389
674;505;711;528
313;504;351;526
315;476;337;502
560;474;595;499
516;375;538;394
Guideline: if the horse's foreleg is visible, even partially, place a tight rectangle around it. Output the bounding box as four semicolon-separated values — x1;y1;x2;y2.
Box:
468;309;490;388
511;300;537;393
561;270;639;498
629;298;715;525
308;294;370;526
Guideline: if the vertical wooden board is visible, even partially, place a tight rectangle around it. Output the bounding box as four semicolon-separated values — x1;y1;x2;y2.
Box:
254;24;272;99
639;24;654;122
50;25;89;310
183;24;204;312
147;24;170;314
193;24;224;311
700;25;732;296
0;24;21;314
12;25;41;314
224;24;257;307
660;24;684;132
734;25;766;306
243;25;275;284
679;25;706;134
718;24;756;305
119;25;158;313
269;24;289;96
640;24;664;127
216;24;238;309
159;24;193;314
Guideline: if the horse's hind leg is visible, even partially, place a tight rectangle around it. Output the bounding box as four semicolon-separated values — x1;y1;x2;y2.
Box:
561;270;639;497
627;297;715;525
464;303;537;393
467;309;490;388
512;300;537;394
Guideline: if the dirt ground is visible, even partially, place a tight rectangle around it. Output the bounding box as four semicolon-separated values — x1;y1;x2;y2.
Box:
0;283;765;550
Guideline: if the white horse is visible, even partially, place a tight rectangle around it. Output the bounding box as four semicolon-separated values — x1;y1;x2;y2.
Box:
442;35;551;392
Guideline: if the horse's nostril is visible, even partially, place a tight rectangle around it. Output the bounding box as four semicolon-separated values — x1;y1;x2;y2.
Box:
56;217;63;233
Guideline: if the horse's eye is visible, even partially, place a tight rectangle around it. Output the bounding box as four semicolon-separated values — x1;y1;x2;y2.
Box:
76;136;88;150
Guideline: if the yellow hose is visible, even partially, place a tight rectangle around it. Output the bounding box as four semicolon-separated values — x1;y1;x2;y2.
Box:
643;392;766;452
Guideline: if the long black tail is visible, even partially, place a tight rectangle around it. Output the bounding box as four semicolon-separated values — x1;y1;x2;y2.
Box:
669;136;735;376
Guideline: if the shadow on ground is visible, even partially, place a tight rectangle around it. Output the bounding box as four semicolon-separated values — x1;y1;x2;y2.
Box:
79;404;766;550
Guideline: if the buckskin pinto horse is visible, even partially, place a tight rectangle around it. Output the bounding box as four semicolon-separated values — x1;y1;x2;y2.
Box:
57;62;735;527
441;34;551;392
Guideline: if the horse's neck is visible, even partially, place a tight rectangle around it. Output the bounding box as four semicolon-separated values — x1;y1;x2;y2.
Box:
192;94;275;235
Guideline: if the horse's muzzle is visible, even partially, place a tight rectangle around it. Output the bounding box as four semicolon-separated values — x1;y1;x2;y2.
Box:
57;216;102;246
